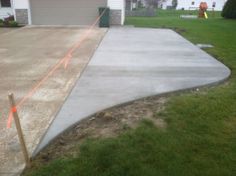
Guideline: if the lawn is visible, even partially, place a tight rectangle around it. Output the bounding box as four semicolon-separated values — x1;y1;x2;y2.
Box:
24;10;236;176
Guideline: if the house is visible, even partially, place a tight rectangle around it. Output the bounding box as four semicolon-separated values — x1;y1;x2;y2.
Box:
0;0;125;25
161;0;227;11
127;0;161;9
160;0;173;9
0;0;13;19
125;0;150;11
139;0;149;7
126;0;137;11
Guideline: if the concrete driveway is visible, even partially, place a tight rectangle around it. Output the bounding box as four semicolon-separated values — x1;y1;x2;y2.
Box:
0;27;106;175
0;28;18;35
35;27;230;155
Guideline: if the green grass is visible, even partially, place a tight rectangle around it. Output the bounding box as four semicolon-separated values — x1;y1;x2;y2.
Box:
156;9;221;17
24;10;236;176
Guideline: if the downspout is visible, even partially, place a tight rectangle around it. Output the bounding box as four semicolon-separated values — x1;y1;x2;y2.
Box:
27;0;31;24
12;0;16;20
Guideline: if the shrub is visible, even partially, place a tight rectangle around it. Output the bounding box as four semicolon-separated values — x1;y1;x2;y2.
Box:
4;15;14;22
8;21;18;27
222;0;236;19
3;15;14;25
0;15;18;27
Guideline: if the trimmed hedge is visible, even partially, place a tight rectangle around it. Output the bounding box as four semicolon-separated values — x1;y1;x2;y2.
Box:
222;0;236;19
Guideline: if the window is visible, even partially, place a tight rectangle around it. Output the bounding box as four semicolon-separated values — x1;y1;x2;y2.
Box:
191;1;195;5
1;0;11;7
212;2;216;8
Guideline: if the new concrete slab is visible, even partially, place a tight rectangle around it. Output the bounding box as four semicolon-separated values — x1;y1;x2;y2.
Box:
35;27;230;154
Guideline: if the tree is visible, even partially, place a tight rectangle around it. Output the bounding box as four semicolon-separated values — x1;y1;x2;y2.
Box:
172;0;178;9
221;0;236;19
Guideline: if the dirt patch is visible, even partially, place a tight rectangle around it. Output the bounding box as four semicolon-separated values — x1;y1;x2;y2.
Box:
172;27;187;34
30;96;168;167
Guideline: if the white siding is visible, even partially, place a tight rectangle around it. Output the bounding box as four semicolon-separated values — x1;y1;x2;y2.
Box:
140;0;148;7
0;8;13;19
162;0;173;9
108;0;125;24
0;0;14;19
13;0;31;24
14;0;29;8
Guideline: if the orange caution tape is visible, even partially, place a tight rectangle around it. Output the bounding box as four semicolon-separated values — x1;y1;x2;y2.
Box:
7;112;13;128
11;107;17;113
63;8;107;69
7;9;107;128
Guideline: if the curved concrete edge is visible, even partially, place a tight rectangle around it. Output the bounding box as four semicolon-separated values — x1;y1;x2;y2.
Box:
33;27;231;156
32;72;230;157
33;74;231;157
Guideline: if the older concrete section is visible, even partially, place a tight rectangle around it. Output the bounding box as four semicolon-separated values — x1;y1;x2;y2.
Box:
0;28;19;35
35;27;230;154
0;27;106;175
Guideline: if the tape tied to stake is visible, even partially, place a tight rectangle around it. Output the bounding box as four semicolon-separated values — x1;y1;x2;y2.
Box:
11;107;17;113
6;8;106;128
7;107;17;128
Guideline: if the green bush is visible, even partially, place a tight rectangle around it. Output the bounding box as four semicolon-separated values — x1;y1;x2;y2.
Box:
0;19;18;27
0;15;19;27
172;0;178;9
222;0;236;19
8;21;18;27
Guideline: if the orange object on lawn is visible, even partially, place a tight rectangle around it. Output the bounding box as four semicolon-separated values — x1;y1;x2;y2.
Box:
199;2;208;18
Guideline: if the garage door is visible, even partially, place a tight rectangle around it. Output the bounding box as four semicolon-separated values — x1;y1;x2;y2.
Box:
30;0;107;25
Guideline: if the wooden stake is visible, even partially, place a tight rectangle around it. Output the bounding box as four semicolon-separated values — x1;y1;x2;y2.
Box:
8;93;31;168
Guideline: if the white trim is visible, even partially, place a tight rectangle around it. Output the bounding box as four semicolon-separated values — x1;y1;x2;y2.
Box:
27;0;31;24
11;0;31;24
108;0;125;25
